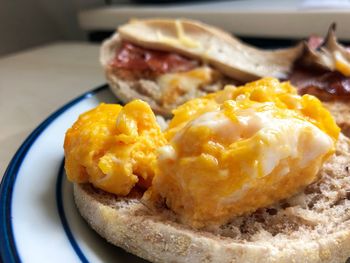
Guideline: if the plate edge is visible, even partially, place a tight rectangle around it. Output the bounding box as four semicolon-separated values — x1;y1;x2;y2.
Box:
0;84;109;263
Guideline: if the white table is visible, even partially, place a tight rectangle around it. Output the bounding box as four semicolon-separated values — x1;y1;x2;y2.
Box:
0;42;105;177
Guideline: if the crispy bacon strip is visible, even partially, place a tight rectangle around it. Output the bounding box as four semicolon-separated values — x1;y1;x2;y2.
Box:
289;35;350;100
307;35;324;50
289;66;350;100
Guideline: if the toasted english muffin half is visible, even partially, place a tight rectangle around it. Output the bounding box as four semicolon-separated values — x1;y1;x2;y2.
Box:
74;133;350;263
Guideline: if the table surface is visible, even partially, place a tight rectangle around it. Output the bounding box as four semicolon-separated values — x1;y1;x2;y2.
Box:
0;42;104;178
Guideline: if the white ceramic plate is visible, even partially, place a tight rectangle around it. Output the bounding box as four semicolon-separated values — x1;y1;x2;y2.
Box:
0;85;148;263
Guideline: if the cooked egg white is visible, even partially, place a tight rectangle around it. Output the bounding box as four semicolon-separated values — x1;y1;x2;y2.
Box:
64;100;166;196
147;77;340;228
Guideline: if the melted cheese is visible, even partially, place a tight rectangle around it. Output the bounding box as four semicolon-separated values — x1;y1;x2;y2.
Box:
157;66;213;91
334;51;350;77
157;66;216;105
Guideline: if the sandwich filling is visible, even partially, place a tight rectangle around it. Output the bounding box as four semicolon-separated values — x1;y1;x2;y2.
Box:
109;41;230;112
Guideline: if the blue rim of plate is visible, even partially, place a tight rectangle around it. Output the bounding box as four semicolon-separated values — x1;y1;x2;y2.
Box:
56;158;89;263
0;84;108;263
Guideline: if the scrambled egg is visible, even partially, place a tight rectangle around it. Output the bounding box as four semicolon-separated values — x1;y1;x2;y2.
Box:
147;78;339;228
64;77;340;229
64;100;166;196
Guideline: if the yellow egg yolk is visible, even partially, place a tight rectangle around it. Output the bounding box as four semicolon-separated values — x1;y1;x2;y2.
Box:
64;100;166;196
147;77;340;228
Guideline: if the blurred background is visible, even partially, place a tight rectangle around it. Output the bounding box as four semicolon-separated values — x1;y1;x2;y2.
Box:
0;0;97;56
2;0;350;57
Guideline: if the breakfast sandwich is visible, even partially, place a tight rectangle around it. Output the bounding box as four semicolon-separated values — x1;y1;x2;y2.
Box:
100;19;302;116
64;78;350;263
101;19;350;138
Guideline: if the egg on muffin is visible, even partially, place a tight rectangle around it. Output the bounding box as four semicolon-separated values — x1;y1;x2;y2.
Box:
145;78;339;228
64;78;339;229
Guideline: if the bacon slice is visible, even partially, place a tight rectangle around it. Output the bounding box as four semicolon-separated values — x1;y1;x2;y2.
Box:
110;42;198;77
307;35;324;50
289;66;350;100
289;32;350;101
